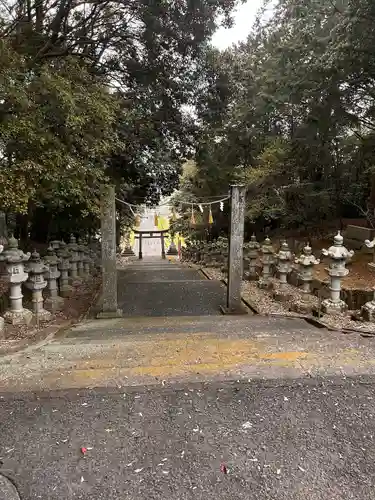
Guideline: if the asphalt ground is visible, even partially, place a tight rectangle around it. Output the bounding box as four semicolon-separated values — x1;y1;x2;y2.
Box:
1;377;375;500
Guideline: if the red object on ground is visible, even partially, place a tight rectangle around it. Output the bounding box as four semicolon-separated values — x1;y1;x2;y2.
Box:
81;447;87;455
220;464;227;474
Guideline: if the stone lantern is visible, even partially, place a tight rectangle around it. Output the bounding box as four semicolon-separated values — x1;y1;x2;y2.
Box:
210;240;221;268
3;236;32;325
67;235;81;284
258;236;275;289
364;237;375;269
202;241;213;267
50;240;61;251
0;238;19;278
197;241;205;265
189;240;197;262
291;243;320;313
24;250;51;321
167;240;178;256
82;245;92;279
57;240;73;298
44;246;64;312
295;244;320;298
0;242;7;278
321;231;354;315
274;240;293;296
77;237;86;278
89;246;100;275
215;236;228;273
123;235;135;256
246;234;260;281
361;288;375;322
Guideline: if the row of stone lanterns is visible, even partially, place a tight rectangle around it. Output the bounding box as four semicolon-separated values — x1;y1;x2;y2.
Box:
0;234;96;332
254;232;355;315
183;231;361;317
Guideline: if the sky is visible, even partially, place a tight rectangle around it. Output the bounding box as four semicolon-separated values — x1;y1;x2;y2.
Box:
211;0;273;50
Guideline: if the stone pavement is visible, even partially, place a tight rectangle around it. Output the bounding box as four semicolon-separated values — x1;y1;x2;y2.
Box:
116;258;227;316
1;257;375;498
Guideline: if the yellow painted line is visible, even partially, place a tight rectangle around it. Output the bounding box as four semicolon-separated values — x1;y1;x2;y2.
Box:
38;334;310;386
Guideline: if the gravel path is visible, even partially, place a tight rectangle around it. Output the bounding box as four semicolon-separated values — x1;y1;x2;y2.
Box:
198;264;375;333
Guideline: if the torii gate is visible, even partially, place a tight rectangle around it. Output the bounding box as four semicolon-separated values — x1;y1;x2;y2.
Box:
133;229;168;260
97;184;247;318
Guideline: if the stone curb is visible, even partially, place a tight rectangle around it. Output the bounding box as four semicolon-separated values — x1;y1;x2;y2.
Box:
0;279;102;357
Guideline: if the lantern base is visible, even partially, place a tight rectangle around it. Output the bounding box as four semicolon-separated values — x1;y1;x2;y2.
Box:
273;290;293;303
45;295;65;313
290;298;315;315
167;248;178;256
69;276;83;286
4;308;33;326
33;308;52;322
321;298;347;315
122;248;135;256
258;278;273;290
244;271;258;281
361;300;375;322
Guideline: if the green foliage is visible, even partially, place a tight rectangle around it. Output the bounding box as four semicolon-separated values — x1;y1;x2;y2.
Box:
182;0;375;230
0;0;241;238
1;42;119;215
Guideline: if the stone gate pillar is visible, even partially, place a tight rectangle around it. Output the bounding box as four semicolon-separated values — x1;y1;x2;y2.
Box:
97;185;122;318
161;232;166;259
222;184;247;314
138;233;143;260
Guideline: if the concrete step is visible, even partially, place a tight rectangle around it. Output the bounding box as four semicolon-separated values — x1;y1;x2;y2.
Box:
64;314;315;341
1;314;375;393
